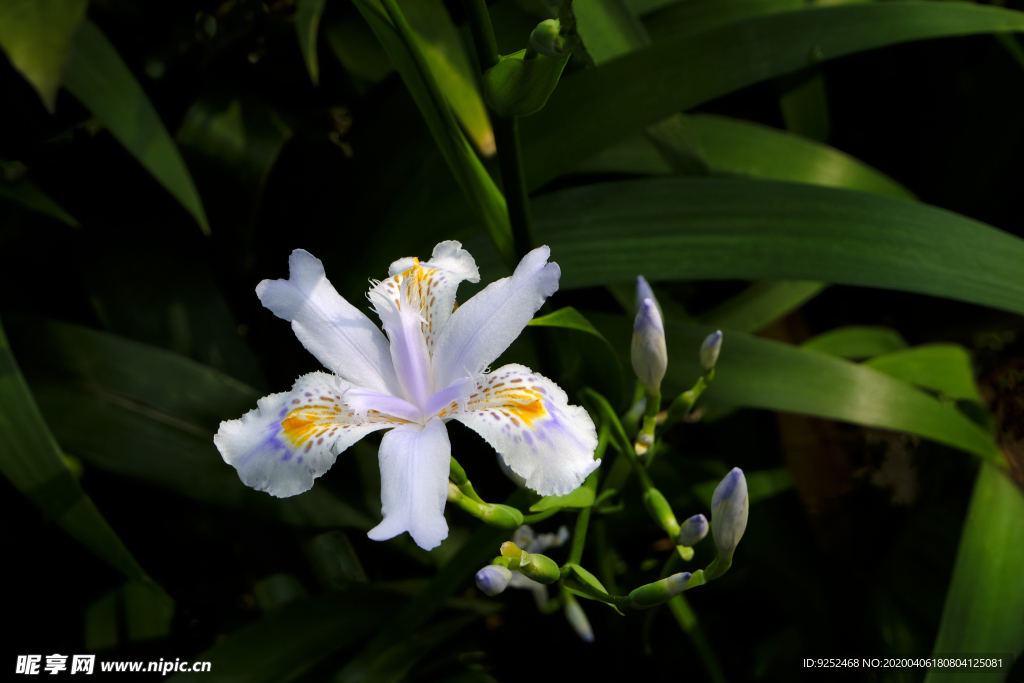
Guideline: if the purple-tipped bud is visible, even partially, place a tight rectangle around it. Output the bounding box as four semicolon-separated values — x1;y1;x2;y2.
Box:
628;572;692;608
676;514;709;547
711;467;748;561
635;276;660;317
475;565;513;596
700;330;723;373
631;298;668;394
563;593;594;642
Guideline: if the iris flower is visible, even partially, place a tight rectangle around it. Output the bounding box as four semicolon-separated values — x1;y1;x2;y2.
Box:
215;242;600;550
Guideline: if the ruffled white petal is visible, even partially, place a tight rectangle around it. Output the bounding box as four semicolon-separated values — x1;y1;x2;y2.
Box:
367;418;452;550
432;246;559;391
372;240;480;357
256;250;401;397
452;364;599;497
214;372;398;498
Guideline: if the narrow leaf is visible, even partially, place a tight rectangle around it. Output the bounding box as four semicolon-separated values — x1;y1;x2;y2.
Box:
589;313;1000;461
0;316;166;593
0;176;79;226
522;2;1024;190
802;325;909;360
700;280;827;334
63;20;210;234
11;317;373;530
352;0;512;263
0;0;87;111
401;0;494;155
687;114;914;199
926;463;1024;681
531;177;1024;317
295;0;327;85
865;345;982;403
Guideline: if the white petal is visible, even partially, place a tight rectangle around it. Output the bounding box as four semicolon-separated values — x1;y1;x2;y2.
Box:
433;246;559;391
256;250;401;396
452;364;599;497
368;277;433;409
424;377;473;419
372;240;480;359
342;388;423;423
214;372;396;497
367;418;451;550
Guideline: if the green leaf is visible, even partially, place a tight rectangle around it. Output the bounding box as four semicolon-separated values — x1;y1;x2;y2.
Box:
352;0;512;264
63;20;210;234
686;114;914;199
521;2;1024;190
295;0;327;85
699;280;828;334
692;467;794;508
528;306;623;405
0;0;87;112
590;313;1000;461
325;15;395;83
402;0;495;155
169;591;407;683
530;177;1024;317
482;49;571;118
529;486;596;512
11;317;373;529
0;316;166;593
565;563;624;614
176;94;292;232
926;463;1024;681
802;325;909;360
779;71;830;143
865;345;982;403
575;0;650;64
0;175;79;227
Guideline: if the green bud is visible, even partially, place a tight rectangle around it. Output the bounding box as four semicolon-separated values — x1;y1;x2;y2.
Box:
529;19;565;58
483;48;570;118
479;503;524;529
519;551;561;584
628;572;692;608
642;489;680;536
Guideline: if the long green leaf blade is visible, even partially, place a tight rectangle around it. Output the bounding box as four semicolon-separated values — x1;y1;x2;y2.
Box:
687;114;914;199
352;0;512;263
0;316;165;592
521;2;1024;189
590;313;999;460
63;20;210;234
802;325;909;359
865;345;982;403
0;176;79;226
0;0;87;111
295;0;327;85
531;177;1024;316
926;463;1024;681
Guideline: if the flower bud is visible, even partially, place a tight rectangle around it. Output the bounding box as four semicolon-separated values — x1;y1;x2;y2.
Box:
634;276;660;317
711;467;748;562
479;503;524;529
529;19;565;58
676;513;708;547
631;298;668;394
700;330;723;373
475;565;512;596
563;593;594;642
642;488;679;536
518;551;561;584
628;572;691;608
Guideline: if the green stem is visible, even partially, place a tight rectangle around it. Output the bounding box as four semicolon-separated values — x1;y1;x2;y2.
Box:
667;595;728;683
492;117;535;258
460;0;500;69
459;0;535;259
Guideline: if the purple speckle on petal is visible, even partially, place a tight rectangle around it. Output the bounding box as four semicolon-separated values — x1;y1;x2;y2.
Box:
297;456;303;464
